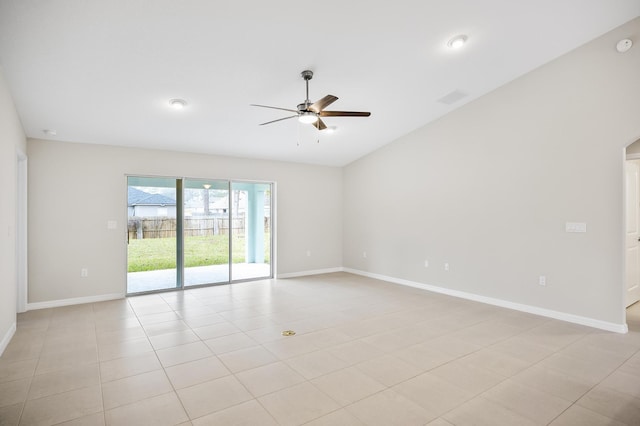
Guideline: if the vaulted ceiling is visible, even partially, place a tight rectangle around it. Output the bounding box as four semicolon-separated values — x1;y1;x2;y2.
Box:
1;1;638;166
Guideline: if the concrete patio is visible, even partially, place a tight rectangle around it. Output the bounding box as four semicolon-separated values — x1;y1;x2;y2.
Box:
127;263;271;293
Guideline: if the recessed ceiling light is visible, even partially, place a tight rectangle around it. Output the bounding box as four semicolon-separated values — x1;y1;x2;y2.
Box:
169;99;187;109
447;35;468;49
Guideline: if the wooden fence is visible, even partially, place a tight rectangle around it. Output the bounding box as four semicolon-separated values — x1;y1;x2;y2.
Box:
127;217;269;240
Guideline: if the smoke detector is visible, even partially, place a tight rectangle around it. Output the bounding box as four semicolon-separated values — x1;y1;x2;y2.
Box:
616;39;633;53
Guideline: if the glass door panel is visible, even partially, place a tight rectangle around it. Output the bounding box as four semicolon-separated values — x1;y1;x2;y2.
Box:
183;179;230;286
230;182;272;281
127;176;179;293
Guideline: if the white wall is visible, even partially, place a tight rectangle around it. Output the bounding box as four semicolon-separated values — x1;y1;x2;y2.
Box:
0;68;27;354
343;18;640;328
27;140;342;304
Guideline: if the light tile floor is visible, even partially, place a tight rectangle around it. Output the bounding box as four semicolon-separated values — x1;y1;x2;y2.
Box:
2;272;640;425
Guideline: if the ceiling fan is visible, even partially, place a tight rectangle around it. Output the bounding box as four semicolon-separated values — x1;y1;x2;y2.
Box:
251;70;371;130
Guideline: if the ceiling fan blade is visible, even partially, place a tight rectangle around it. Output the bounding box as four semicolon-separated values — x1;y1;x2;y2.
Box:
308;95;338;113
251;104;299;113
259;115;298;126
312;118;327;130
320;111;371;117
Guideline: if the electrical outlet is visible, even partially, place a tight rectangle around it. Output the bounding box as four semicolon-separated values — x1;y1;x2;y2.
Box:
424;260;429;268
539;275;546;286
306;250;311;257
81;268;88;277
363;251;367;258
444;263;449;271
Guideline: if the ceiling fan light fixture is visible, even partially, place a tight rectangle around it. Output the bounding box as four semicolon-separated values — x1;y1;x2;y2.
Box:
447;34;468;49
298;112;318;124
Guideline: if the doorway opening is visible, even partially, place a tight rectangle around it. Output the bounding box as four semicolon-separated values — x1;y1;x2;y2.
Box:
16;151;27;313
126;176;273;295
624;138;640;325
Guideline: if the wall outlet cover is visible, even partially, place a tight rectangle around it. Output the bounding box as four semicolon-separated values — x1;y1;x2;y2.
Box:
565;222;587;233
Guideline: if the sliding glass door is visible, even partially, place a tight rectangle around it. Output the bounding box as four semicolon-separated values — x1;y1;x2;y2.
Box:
126;176;272;294
183;179;230;287
127;176;179;293
231;182;271;281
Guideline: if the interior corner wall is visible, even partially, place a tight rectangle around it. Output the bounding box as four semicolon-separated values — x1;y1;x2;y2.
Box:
0;68;27;353
343;18;640;326
27;140;342;304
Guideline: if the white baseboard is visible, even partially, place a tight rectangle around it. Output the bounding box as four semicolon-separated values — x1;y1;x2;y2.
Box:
0;322;16;357
277;267;344;279
344;268;628;334
19;270;628;334
27;293;125;311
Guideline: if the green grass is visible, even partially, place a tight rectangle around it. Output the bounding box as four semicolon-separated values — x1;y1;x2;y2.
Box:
127;235;270;272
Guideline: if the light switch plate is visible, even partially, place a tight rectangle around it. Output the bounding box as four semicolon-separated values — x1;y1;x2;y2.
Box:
565;222;587;233
107;220;117;230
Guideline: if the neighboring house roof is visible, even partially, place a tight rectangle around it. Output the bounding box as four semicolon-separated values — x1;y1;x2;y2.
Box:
128;187;176;206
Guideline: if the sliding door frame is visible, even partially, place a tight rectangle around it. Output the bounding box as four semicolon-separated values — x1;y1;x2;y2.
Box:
125;174;274;296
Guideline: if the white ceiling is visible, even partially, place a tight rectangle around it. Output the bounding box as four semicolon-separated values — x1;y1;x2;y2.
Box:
1;1;638;166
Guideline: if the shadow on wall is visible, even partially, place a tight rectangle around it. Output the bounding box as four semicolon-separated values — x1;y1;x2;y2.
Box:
625;138;640;159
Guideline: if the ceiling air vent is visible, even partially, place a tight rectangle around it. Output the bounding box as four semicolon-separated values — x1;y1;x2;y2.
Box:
437;90;468;105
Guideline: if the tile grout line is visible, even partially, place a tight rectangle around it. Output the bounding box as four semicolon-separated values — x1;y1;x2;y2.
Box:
15;310;50;426
546;342;640;425
93;302;109;426
133;295;193;424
